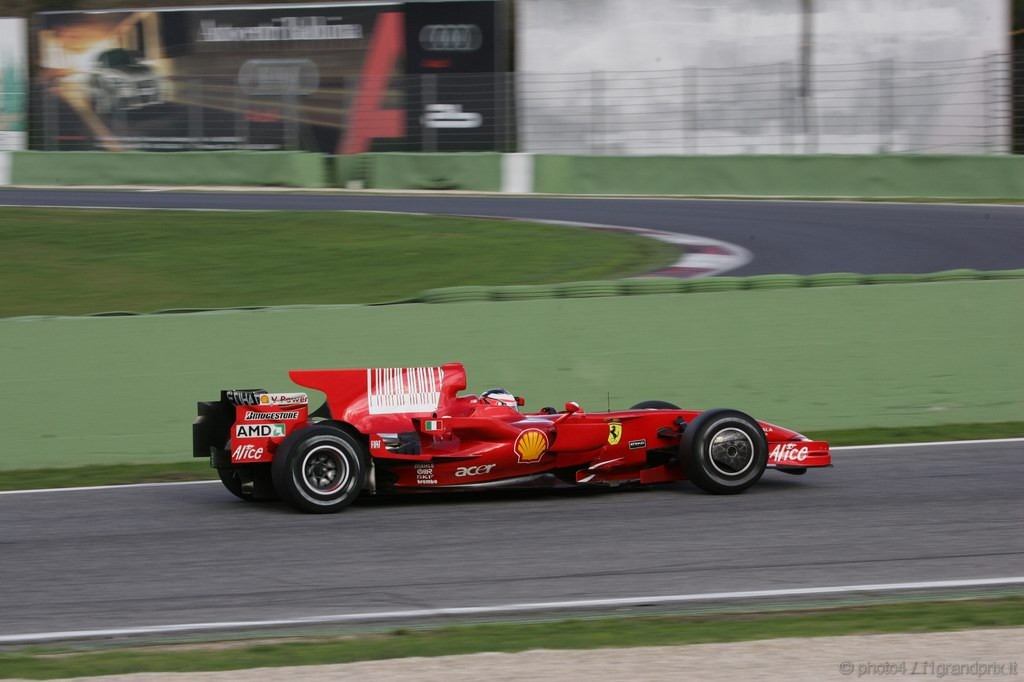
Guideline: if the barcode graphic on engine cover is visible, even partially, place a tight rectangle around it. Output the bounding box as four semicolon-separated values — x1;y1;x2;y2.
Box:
367;366;444;415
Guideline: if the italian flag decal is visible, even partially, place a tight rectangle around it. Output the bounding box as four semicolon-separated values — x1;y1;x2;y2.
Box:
424;420;443;432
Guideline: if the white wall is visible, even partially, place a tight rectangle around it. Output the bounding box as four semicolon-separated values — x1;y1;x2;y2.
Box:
0;17;28;151
0;152;10;185
515;0;1010;154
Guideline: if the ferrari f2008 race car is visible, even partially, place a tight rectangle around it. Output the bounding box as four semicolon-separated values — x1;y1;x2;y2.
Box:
193;363;831;513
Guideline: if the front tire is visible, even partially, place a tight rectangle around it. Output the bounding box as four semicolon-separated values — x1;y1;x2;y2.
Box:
631;400;681;410
680;409;767;494
272;424;368;513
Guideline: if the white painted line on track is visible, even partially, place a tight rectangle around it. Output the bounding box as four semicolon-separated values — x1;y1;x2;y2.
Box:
1;438;1020;496
0;203;276;212
0;479;218;496
834;437;1024;451
2;576;1023;644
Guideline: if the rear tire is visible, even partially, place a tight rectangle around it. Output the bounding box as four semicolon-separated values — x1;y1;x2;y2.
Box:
272;424;368;513
680;409;767;494
217;468;245;500
217;464;277;501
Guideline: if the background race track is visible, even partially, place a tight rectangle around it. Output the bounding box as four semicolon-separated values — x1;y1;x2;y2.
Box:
2;189;1024;275
1;442;1023;639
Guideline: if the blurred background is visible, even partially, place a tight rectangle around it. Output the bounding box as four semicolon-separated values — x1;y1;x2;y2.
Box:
1;0;1022;154
1;2;1023;677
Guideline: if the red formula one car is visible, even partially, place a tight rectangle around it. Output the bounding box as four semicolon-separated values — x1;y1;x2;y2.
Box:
193;362;831;513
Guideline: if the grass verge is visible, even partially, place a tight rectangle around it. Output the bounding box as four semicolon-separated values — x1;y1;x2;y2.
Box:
1;597;1022;679
2;422;1021;492
0;208;678;317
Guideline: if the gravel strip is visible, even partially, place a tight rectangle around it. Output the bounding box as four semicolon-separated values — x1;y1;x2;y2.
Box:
26;627;1024;682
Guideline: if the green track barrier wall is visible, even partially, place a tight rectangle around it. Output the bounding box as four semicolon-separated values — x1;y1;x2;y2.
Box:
12;152;1024;198
532;155;1024;198
3;279;1022;470
361;152;502;191
330;153;367;188
419;269;1024;302
10;151;327;188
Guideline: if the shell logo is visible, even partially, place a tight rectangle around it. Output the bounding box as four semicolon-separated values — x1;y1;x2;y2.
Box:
514;428;549;463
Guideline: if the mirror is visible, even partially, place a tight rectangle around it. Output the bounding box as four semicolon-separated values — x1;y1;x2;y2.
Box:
564;401;580;413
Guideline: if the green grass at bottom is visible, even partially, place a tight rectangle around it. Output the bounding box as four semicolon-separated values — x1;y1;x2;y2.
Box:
2;597;1022;679
2;421;1022;492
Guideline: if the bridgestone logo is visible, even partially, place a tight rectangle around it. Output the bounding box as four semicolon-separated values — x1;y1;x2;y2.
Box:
244;411;299;421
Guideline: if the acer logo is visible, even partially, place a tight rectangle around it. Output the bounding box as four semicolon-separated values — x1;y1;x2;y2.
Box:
455;464;496;478
770;443;810;462
232;444;265;460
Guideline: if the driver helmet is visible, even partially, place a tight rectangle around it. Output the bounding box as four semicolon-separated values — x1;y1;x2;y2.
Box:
480;388;518;410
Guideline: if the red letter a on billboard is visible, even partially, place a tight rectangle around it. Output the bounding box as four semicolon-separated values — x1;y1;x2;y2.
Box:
339;11;405;154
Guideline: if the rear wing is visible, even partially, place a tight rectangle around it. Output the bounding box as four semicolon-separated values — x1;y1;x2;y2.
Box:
289;362;468;433
193;389;310;464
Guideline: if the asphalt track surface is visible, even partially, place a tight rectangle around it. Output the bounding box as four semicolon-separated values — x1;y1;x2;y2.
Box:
2;188;1024;275
1;442;1022;639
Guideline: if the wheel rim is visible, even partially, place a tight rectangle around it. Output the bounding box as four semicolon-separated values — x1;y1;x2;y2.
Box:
300;445;349;495
707;427;755;476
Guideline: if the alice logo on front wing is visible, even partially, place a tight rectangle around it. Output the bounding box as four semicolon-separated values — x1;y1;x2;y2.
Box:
514;428;549;463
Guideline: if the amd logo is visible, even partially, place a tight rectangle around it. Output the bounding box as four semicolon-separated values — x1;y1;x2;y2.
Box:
234;423;285;439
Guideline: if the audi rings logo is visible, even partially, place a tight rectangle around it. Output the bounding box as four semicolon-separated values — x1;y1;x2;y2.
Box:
238;59;319;96
419;24;482;52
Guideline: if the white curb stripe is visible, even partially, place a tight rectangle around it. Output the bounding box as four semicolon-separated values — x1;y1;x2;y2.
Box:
2;576;1022;644
529;218;753;276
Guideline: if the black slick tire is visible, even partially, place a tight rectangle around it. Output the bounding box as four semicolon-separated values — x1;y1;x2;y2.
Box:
272;424;368;514
631;400;681;410
680;409;768;494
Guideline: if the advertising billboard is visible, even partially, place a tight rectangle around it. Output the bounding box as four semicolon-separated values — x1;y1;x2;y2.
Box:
0;18;28;151
35;0;507;153
403;0;509;151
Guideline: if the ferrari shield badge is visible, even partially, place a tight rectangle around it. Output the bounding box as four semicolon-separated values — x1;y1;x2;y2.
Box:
514;428;549;463
608;421;622;445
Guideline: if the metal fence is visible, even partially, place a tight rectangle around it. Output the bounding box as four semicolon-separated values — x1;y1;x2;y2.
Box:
30;52;1018;155
1;84;27;151
519;54;1014;155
